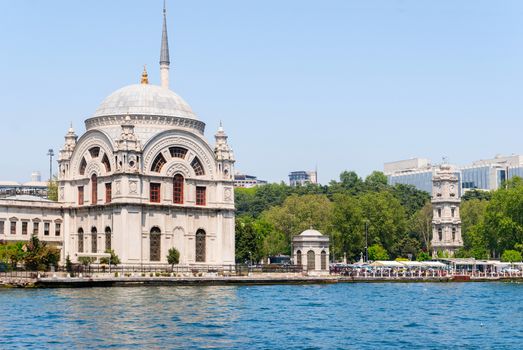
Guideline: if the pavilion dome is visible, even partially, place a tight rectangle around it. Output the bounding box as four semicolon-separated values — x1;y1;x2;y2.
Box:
92;84;197;120
300;229;323;237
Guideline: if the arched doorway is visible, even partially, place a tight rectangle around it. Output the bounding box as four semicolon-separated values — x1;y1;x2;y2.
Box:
150;227;161;262
321;251;327;270
91;227;98;253
78;228;84;253
105;227;112;251
195;229;206;262
307;250;315;271
296;250;302;266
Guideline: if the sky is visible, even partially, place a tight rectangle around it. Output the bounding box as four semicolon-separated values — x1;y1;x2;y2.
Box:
1;0;523;184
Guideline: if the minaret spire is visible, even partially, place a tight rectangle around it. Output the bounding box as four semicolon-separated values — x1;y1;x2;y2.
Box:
160;0;170;89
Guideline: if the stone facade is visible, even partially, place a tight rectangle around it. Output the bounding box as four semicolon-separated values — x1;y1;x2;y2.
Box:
0;6;236;267
431;164;463;257
292;229;330;273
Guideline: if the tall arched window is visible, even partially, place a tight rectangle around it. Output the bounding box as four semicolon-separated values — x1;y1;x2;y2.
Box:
438;227;443;241
307;250;315;270
173;174;184;204
105;227;112;251
452;227;456;241
296;250;302;266
195;229;206;262
78;228;84;253
150;227;161;262
91;227;98;253
321;251;327;270
91;174;98;205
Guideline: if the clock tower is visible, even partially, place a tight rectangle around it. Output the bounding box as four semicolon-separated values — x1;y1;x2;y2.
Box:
431;164;463;257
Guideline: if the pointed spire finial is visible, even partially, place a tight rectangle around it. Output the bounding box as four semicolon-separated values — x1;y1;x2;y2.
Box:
141;65;149;84
160;1;170;88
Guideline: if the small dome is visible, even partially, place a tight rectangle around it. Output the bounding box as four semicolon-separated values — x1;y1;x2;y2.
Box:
300;229;323;236
93;84;197;120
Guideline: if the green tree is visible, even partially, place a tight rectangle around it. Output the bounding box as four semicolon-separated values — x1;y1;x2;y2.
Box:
235;216;264;263
330;194;364;261
501;249;522;263
391;184;430;217
460;199;488;251
462;189;492;202
24;235;60;271
167;247;180;267
358;191;407;256
47;176;58;201
263;194;333;246
364;171;388;192
100;249;121;265
416;251;430;261
409;202;433;251
368;244;389;261
328;171;364;196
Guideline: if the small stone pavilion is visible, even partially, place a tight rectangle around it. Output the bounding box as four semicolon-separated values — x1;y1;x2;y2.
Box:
292;229;330;273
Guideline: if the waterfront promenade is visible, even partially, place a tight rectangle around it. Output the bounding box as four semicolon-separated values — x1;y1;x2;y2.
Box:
2;270;523;288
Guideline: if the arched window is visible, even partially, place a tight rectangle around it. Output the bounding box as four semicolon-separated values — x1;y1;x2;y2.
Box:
191;157;205;176
91;227;98;253
102;154;111;172
438;227;443;241
89;147;100;158
195;229;206;262
321;251;327;270
78;228;84;253
307;250;315;270
169;147;188;159
173;174;184;204
79;158;87;175
91;174;98;204
151;153;167;173
105;227;112;251
296;250;302;266
150;227;161;262
452;227;456;241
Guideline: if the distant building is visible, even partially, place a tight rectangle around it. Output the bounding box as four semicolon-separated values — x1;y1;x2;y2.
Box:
385;155;523;194
234;172;267;188
289;170;318;187
0;172;48;199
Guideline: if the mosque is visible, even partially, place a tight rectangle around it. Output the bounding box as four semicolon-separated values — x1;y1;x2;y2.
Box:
0;5;236;266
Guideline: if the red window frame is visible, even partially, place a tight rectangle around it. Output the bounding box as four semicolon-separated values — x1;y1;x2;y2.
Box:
173;175;184;204
196;186;206;206
78;186;84;205
150;183;161;203
105;183;112;203
91;174;98;205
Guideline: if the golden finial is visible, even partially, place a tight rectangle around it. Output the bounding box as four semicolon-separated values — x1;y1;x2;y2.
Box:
141;65;149;84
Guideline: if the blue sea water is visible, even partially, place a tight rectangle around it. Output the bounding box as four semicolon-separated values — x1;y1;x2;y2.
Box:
0;283;522;349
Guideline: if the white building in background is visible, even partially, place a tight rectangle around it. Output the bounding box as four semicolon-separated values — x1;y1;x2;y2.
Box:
289;170;318;186
385;154;523;194
431;164;463;257
0;5;236;267
234;172;267;188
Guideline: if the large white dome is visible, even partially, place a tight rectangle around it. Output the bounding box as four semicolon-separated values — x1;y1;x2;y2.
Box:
93;84;197;120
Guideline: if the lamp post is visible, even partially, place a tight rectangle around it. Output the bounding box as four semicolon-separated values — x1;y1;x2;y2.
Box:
364;221;368;262
46;149;54;182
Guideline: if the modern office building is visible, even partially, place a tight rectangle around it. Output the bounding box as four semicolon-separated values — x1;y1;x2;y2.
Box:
234;172;267;188
289;170;318;187
385;155;523;194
